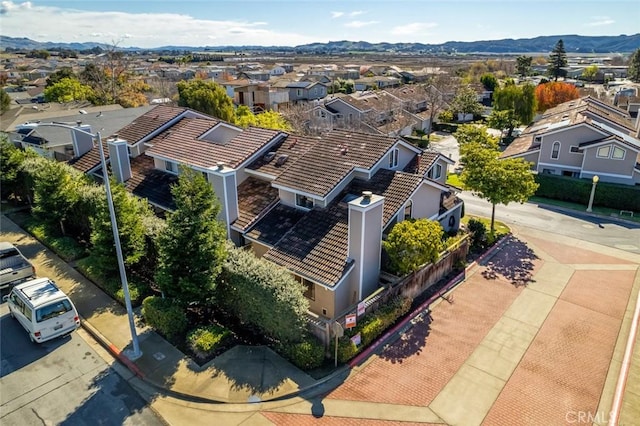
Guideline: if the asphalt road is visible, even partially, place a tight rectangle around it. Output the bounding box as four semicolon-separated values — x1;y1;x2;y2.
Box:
0;302;163;426
460;192;640;254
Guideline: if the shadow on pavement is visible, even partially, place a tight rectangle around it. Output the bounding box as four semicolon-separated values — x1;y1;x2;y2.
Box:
535;204;640;229
480;235;538;287
377;312;431;365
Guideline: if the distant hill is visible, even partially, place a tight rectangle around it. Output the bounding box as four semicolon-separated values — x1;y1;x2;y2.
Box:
2;33;639;54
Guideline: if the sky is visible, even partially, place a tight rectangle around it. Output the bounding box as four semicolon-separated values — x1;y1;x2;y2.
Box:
1;0;639;48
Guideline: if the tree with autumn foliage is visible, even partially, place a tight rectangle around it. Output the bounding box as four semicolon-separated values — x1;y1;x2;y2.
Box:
534;81;580;112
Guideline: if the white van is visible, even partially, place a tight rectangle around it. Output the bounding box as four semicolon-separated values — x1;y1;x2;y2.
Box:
4;277;81;343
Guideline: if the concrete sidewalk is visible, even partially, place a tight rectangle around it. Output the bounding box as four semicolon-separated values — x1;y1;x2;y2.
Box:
0;213;320;404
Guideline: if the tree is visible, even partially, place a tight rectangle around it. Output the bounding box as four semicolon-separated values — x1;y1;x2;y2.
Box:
46;67;76;87
176;79;235;122
516;55;533;78
450;85;483;120
382;219;445;275
421;74;455;141
548;39;568;81
219;245;309;343
534;81;580;112
234;106;292;131
491;82;536;137
454;123;499;149
0;136;38;200
155;166;227;306
480;73;498;93
627;48;640;83
44;77;95;103
582;65;599;82
487;109;519;140
0;89;10;114
457;125;538;233
90;179;151;277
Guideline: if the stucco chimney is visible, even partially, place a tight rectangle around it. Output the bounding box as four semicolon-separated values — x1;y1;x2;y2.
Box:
209;164;238;241
107;138;131;183
71;124;94;158
348;191;384;302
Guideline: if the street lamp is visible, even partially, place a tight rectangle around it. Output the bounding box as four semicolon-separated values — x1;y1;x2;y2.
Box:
29;123;141;360
586;175;599;213
96;131;142;360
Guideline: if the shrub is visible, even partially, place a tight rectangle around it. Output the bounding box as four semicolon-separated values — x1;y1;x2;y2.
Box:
141;296;188;340
187;325;230;359
467;218;487;252
278;335;325;370
25;220;86;261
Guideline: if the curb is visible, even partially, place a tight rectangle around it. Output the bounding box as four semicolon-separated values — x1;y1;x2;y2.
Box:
80;318;144;379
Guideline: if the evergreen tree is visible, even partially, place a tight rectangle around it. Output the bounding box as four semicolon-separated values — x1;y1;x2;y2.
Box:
155;166;227;306
548;39;568;81
516;55;533;78
628;48;640;83
176;79;235;122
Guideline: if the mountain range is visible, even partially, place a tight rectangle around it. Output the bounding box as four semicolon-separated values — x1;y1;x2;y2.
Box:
1;34;639;54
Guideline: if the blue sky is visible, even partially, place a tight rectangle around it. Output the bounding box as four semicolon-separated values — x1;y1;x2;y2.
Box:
1;0;639;48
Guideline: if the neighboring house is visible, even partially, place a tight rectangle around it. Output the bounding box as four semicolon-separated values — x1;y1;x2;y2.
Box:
284;81;328;103
233;82;289;112
501;96;640;185
64;104;462;319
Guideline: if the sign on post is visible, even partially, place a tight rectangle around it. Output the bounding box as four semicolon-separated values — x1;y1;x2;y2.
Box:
357;301;366;317
345;313;357;329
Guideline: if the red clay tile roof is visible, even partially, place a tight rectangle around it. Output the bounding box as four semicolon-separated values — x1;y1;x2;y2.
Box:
347;169;423;225
125;155;178;210
273;130;397;197
67;144;108;173
232;177;279;231
146;118;283;169
247;134;318;178
263;203;352;287
115;105;186;143
245;203;306;247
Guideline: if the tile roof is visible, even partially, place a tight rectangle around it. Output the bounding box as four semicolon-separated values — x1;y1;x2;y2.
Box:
125;155;178;210
116;105;186;144
273;130;397;197
347;169;423;225
67;144;108;173
403;150;439;175
145;118;283;169
263;203;352;287
245;203;306;247
246;134;318;178
233;177;279;231
340;91;402;113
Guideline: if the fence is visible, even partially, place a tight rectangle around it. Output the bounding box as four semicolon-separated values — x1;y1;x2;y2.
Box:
309;235;470;346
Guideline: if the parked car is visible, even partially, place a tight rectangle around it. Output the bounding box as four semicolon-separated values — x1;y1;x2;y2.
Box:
4;277;81;343
0;242;36;290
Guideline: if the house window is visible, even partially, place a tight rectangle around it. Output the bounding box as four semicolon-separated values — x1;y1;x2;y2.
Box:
597;145;611;158
404;201;412;220
389;148;399;168
428;164;443;180
295;276;315;300
297;89;303;96
570;146;580;153
165;160;176;173
551;141;560;159
296;194;314;209
612;146;625;160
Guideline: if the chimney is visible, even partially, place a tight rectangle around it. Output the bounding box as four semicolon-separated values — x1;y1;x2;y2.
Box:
210;164;238;241
348;191;384;304
107;138;131;183
71;124;94;158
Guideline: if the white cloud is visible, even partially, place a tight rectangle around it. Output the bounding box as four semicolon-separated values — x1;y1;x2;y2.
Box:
390;22;438;36
585;16;615;27
0;1;318;47
349;11;364;17
330;11;344;18
345;20;379;29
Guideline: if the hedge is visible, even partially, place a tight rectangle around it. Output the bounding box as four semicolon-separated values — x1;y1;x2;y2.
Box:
535;174;640;212
331;297;412;364
141;296;188;340
187;325;231;359
277;335;325;370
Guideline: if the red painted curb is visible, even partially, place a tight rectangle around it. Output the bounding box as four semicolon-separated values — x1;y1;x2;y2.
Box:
81;321;144;379
348;234;510;368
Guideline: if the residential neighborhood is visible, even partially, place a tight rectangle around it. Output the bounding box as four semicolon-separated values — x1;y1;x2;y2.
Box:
2;13;640;426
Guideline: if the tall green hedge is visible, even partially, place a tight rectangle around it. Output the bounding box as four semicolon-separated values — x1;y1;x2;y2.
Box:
218;246;309;344
535;174;640;212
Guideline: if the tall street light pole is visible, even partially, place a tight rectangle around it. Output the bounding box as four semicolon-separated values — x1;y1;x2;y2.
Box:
586;175;599;213
96;131;142;360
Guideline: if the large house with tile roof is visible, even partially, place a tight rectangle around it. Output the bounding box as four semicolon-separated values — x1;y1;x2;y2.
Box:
62;104;463;319
501;96;640;186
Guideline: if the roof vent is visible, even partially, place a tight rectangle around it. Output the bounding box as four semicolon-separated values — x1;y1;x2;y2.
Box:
275;154;289;166
264;151;276;162
362;191;373;200
341;146;348;155
216;161;225;170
